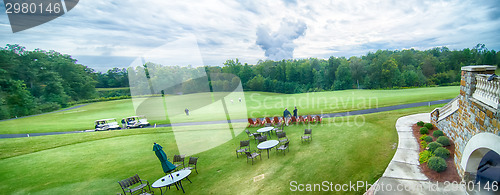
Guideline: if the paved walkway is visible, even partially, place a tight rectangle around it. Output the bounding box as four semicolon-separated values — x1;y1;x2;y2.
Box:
0;99;452;139
369;113;466;195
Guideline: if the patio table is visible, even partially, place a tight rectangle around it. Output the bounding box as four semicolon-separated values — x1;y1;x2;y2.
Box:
257;140;279;159
257;126;275;138
152;170;191;194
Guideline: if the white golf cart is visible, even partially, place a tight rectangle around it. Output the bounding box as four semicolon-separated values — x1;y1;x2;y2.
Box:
94;118;121;131
125;116;151;129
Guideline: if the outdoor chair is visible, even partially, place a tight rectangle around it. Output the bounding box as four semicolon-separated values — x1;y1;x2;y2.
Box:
264;117;273;126
276;141;290;155
173;154;185;170
255;118;265;126
274;124;284;134
257;135;268;143
245;150;262;165
245;129;259;138
252;133;262;143
306;115;313;123
277;132;288;143
298;116;306;124
118;174;152;195
236;140;250;158
248;118;257;127
315;115;322;123
182;157;199;174
273;116;282;126
301;129;312;142
290;116;298;125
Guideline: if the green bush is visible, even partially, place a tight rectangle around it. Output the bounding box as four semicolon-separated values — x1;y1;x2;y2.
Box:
436;136;450;146
424;123;434;130
420;127;429;134
420;135;433;142
433;130;444;138
427;156;447;172
424;135;433;143
417;121;424;127
434;147;450;159
419;150;434;164
427;142;443;152
420;141;428;149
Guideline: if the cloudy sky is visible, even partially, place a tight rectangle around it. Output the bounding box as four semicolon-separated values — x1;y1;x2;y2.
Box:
1;0;499;72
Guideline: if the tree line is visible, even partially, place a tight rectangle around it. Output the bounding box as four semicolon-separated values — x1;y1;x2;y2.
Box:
1;44;499;119
0;44;128;119
219;44;499;93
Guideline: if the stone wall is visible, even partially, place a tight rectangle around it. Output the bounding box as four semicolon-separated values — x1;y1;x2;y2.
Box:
431;65;500;178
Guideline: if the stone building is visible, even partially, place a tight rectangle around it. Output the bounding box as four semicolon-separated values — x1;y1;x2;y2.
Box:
431;65;499;185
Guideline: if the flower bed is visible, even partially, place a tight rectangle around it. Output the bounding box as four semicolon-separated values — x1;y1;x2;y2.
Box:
412;122;461;182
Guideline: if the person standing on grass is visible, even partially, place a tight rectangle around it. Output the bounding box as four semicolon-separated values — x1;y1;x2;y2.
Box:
283;108;292;125
293;106;298;118
121;118;126;129
185;108;189;116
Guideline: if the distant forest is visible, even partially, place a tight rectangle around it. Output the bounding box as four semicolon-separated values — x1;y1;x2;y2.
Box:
1;43;499;119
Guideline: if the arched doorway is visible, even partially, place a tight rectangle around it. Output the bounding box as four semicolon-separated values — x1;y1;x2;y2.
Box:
475;150;500;183
461;133;500;193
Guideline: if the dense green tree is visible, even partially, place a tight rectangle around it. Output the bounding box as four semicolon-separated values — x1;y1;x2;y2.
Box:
334;62;352;90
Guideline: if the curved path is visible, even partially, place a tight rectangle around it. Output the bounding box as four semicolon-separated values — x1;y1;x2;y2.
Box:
0;99;452;139
368;113;465;195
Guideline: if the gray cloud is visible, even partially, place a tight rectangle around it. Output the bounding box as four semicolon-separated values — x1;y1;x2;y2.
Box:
256;19;307;60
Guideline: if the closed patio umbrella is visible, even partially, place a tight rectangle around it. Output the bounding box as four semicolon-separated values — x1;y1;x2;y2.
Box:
153;143;176;174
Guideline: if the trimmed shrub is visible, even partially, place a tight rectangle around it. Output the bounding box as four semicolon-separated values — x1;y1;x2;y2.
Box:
424;135;433;143
433;130;444;138
419;150;434;164
436;136;450;146
420;127;429;134
434;147;450;159
424;123;434;130
417;121;424;127
427;142;443;152
420;141;428;149
427;156;447;172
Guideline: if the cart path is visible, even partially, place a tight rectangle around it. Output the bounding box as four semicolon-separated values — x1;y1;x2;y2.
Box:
0;104;89;122
0;99;452;139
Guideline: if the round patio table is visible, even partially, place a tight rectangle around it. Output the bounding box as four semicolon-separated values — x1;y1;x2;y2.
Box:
257;140;279;159
152;170;191;194
257;126;275;138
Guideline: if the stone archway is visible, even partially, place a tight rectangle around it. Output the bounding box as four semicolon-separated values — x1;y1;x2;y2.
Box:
461;133;500;183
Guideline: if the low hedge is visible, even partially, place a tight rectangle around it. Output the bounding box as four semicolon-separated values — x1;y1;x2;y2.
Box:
417;121;424;127
434;147;450;159
427;142;443;152
420;127;429;134
424;123;434;130
436;136;450;146
427;156;447;172
433;130;444;138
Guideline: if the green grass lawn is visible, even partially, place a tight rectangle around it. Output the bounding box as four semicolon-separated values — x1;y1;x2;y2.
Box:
0;104;442;194
0;86;458;134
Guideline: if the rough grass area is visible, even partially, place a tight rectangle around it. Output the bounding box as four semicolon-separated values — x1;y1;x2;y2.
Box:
0;86;458;134
0;105;441;194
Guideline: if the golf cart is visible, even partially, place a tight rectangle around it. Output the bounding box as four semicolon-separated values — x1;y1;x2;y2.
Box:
94;118;121;131
125;116;151;128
